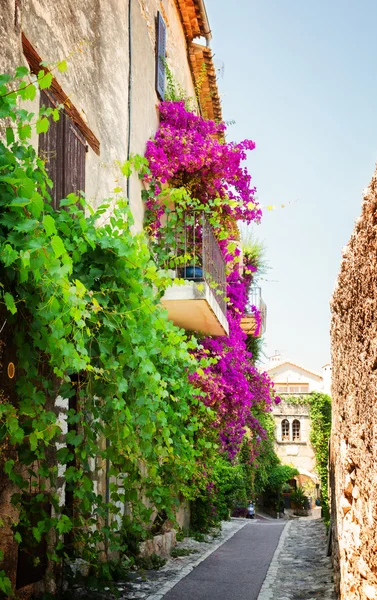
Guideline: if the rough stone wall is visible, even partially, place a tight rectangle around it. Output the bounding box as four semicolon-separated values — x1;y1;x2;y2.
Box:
331;167;377;600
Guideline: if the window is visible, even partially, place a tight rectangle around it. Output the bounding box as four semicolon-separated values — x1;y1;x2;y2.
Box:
22;34;100;210
281;419;290;441
39;91;86;209
292;419;301;441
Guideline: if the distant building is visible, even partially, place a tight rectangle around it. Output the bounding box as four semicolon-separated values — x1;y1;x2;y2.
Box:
266;354;332;488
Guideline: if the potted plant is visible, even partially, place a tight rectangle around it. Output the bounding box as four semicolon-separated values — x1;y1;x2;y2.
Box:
290;486;306;510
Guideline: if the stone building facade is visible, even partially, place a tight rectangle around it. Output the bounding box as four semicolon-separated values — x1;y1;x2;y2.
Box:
0;1;221;596
272;399;316;481
267;357;330;487
331;168;377;599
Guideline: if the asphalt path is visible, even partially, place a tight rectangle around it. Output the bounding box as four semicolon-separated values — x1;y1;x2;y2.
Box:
163;520;285;600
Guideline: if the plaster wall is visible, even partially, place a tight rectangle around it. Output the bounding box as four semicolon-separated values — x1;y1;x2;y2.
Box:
0;0;197;231
330;167;377;600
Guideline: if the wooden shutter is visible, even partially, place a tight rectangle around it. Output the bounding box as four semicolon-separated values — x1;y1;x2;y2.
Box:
38;91;65;209
156;11;167;100
63;117;86;198
39;91;86;208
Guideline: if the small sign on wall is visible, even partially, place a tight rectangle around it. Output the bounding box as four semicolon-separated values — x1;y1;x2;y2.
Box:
7;362;15;379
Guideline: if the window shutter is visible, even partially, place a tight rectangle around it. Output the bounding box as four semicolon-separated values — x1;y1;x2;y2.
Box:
39;91;65;209
39;91;86;208
156;11;167;100
63;117;86;198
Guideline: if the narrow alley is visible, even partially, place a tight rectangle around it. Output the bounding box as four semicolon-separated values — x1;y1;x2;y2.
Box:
111;517;336;600
2;1;377;599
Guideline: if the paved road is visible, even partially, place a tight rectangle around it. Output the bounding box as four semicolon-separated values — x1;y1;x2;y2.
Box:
163;521;286;600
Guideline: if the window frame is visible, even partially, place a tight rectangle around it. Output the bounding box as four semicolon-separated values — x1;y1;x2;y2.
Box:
281;418;290;441
292;419;301;441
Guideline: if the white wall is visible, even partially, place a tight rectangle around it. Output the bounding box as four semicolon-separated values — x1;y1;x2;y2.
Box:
268;362;323;393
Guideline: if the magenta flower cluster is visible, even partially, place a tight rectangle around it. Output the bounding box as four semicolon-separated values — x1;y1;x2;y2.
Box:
144;100;280;461
145;101;262;224
192;267;278;460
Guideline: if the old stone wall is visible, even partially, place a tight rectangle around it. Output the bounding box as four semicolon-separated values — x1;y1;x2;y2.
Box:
272;400;316;476
331;167;377;600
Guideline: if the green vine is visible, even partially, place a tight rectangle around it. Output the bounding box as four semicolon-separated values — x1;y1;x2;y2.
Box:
0;69;218;594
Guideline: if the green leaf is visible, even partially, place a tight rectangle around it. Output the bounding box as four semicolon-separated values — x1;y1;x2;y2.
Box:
19;82;37;101
52;108;60;122
0;74;11;85
36;117;49;134
4;292;17;315
29;433;38;451
2;244;18;266
18;124;32;140
6;127;14;145
0;572;12;595
32;527;42;543
11;427;25;444
30;192;44;218
56;514;72;534
10;197;31;207
66;432;83;447
4;460;15;475
43;214;57;236
38;70;53;90
51;235;65;258
14;532;22;544
57;60;68;73
15;66;29;78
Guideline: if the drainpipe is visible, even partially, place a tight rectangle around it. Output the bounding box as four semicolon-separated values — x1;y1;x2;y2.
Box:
196;0;212;46
126;0;133;199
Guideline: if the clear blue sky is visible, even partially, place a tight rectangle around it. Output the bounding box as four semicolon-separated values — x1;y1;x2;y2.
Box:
206;0;377;372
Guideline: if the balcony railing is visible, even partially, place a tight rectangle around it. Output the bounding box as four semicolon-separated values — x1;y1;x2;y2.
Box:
243;286;267;335
163;211;227;317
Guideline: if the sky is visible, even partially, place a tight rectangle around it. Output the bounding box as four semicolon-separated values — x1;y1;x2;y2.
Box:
205;0;377;372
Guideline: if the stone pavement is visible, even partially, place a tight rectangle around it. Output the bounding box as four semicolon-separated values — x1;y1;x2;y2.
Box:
257;519;337;600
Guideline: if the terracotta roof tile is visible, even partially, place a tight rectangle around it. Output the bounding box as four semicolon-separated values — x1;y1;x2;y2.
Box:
189;43;222;123
175;0;210;41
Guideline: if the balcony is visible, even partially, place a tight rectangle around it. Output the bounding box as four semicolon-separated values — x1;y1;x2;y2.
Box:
240;286;267;336
160;211;229;336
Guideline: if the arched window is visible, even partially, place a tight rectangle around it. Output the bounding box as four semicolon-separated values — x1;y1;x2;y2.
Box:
292;419;301;441
281;419;290;441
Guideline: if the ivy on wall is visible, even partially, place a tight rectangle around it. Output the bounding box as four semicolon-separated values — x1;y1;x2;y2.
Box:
0;69;217;593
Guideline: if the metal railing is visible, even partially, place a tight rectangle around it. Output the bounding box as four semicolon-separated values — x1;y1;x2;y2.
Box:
245;286;267;335
164;211;227;317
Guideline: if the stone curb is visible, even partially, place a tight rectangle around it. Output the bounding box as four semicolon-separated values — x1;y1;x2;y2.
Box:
257;520;291;600
145;520;248;600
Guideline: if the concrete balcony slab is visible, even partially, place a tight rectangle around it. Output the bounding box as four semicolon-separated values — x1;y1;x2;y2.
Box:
161;281;229;336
